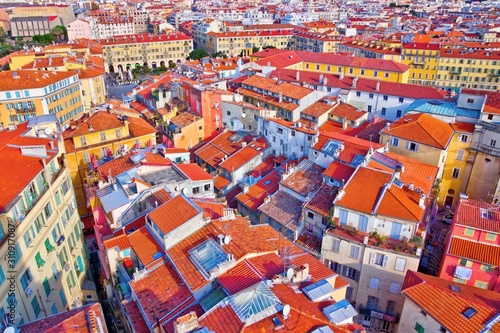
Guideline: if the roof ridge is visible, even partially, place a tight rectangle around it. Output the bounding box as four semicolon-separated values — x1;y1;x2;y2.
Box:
385;186;422;221
416;116;448;149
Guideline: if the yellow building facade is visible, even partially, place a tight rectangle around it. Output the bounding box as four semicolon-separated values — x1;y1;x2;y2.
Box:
400;43;440;86
63;111;157;216
101;33;193;73
205;31;294;56
0;70;84;128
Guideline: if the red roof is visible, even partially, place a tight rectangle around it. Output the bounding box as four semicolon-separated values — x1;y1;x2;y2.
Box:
127;226;164;266
103;234;130;251
323;161;356;181
122;300;149;333
19;302;108;333
0;123;58;212
148;195;200;235
219;138;268;173
448;237;500;266
218;260;263;294
174;163;213;181
454;199;500;233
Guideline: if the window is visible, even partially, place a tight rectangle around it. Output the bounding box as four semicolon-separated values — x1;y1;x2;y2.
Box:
307;211;314;219
55;190;61;205
488;114;494;120
367;105;372;113
62;179;69;195
0;266;5;286
439;327;446;333
485;232;497;241
373;71;378;77
35;252;46;268
369;93;374;99
458;134;469;143
367;295;379;310
339;209;348;225
332;239;340;253
116;128;121;138
383;95;388;101
391;137;399;147
369;277;380;289
386;300;396;314
390;282;401;294
60;289;67;307
399;97;404;103
491;140;497;147
451;168;461;179
459;258;473;267
415;322;425;333
381;107;386;116
31;297;41;318
350;245;360;259
341;266;360;281
456;149;465;161
80;136;86;146
100;132;106;141
356;91;361;97
20;268;32;290
193;186;200;194
52;262;60;280
44;202;53;219
394;257;407;271
370;252;388;267
480;264;494;272
43;277;51;297
407;142;418;152
83;152;90;163
474;280;489;289
396;110;402;118
467;98;474;103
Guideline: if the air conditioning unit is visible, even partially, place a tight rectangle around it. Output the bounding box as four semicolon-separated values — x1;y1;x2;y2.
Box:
25;287;32;297
71;248;79;257
64;263;70;272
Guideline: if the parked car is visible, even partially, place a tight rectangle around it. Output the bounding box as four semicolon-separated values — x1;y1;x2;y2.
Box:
443;213;454;224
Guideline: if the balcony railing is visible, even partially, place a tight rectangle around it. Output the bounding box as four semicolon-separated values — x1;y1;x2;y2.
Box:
14;106;36;113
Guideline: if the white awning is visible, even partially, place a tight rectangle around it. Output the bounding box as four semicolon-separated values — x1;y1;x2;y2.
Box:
454;266;472;280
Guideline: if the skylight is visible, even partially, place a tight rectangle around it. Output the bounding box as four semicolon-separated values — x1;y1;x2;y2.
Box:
303;279;334;301
321;139;344;156
463;307;477;319
189;239;229;279
450;285;460;292
231;281;281;325
480;208;489;219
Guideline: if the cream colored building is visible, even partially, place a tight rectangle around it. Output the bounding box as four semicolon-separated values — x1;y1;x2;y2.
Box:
0;115;88;328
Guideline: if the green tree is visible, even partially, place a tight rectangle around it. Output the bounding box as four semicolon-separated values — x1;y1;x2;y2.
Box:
211;51;227;59
91;2;99;10
262;45;276;49
33;34;55;45
50;25;67;41
169;62;177;68
252;46;259;54
188;49;209;60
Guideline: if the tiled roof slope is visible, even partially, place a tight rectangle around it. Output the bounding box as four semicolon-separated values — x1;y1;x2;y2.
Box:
380;113;454;149
455;198;500;233
148;194;201;234
0;123;58;212
403;271;500;333
448;237;500;266
19;302;108;333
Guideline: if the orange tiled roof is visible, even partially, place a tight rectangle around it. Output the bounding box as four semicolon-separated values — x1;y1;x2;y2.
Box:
305;183;338;217
175;163;213;181
122;300;149;333
214;174;231;190
129;261;193;325
0;70;77;90
448;237;500;266
103;233;130;251
281;163;325;196
323;161;356;181
381;113;454;149
241;75;314;100
148;195;201;235
127;226;164;266
403;270;500;333
301;100;335;118
19;303;108;333
97;152;171;181
455;199;500;233
128;115;157;137
219;138;268;173
236;168;282;213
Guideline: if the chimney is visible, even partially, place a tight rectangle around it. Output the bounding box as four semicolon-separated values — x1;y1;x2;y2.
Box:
339;71;344;80
292;263;309;283
296;70;300;81
342;117;348;130
394;164;403;179
363;235;369;244
351;76;358;88
375;80;380;92
419;194;426;208
278;92;283;103
174;312;201;333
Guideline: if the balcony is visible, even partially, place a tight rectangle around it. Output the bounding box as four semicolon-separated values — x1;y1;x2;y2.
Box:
14;106;36;113
488;70;500;77
450;67;462;75
359;307;399;324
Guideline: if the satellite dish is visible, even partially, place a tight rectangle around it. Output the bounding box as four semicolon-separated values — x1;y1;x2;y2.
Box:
286;268;294;280
241;112;247;118
175;186;179;192
182;188;188;195
224;235;231;245
4;327;16;333
44;127;53;136
282;304;291;318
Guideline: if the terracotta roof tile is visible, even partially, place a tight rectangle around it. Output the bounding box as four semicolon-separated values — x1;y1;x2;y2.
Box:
305;183;338;217
448;237;500;266
127;116;157;137
63;111;123;138
0;70;78;90
323;161;356;182
281;163;325;196
455;199;500;233
218;260;263;295
129;261;193;325
219;138;268;172
198;302;243;332
148;195;201;235
19;302;108;333
214;174;231;190
258;191;303;230
97;152;171;181
127;226;164;266
103;234;130;251
174;163;213;181
403;271;500;333
381;113;454;149
122;300;149;333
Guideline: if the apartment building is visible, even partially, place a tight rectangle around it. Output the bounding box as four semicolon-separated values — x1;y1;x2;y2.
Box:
66;19;92;42
0;116;88;328
380;113;473;209
10;5;76;38
203;30;294;56
87;7;149;39
62;110;157;216
101;33;193;73
321;152;438;333
438;198;500;292
400;42;440;86
293;31;342;53
0;70;84;128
